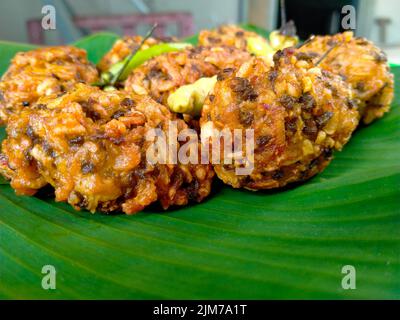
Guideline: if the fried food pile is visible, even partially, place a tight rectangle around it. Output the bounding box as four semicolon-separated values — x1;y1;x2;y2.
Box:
0;46;98;124
124;45;251;105
0;25;395;214
0;84;213;214
298;31;394;124
201;49;359;189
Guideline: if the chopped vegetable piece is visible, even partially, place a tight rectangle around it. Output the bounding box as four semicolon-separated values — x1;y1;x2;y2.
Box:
168;76;218;116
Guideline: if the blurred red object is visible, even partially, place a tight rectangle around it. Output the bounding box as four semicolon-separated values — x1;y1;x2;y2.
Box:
27;12;194;44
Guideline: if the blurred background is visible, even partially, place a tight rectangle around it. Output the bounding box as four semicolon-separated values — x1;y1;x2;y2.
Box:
0;0;399;63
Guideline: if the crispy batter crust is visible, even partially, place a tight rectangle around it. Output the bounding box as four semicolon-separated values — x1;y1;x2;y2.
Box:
0;84;213;214
198;25;265;51
201;49;359;190
0;46;98;124
124;45;252;105
298;32;394;124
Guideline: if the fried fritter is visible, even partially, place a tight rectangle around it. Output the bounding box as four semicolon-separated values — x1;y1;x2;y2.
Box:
0;46;98;124
298;31;394;124
198;25;267;51
97;35;175;72
201;49;359;190
0;84;213;214
124;45;252;105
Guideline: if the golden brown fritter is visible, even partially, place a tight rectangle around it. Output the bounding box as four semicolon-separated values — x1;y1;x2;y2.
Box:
124;45;252;105
97;35;176;72
201;48;359;190
298;31;394;124
0;46;98;124
198;25;266;51
0;84;213;214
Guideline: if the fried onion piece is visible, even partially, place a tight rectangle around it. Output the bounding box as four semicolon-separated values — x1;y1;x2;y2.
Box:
198;25;268;53
201;49;359;190
0;84;213;214
0;46;98;124
298;31;394;124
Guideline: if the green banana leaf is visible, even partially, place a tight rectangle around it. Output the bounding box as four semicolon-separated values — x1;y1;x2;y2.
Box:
0;27;399;300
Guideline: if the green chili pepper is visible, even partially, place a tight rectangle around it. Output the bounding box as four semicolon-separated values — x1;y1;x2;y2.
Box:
94;42;190;89
95;23;191;89
113;42;191;82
